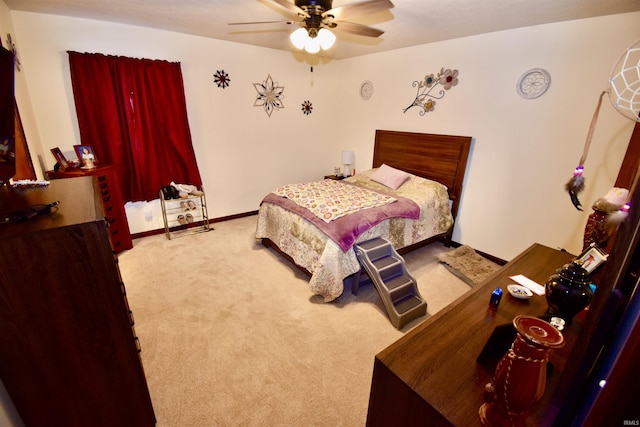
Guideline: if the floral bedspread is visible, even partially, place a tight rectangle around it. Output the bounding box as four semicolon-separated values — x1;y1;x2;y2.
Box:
263;181;419;252
272;180;397;223
255;169;454;302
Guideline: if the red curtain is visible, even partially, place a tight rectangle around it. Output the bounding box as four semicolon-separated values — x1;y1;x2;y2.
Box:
68;52;202;202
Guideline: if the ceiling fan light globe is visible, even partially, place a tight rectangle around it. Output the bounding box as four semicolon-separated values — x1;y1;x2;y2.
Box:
318;28;336;50
290;27;308;49
305;37;321;53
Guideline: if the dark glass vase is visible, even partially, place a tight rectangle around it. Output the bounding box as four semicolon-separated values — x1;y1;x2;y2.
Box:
544;260;593;325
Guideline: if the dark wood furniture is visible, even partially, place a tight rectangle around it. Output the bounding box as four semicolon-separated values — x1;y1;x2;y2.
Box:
0;46;15;185
613;119;640;191
13;102;37;181
324;174;346;180
367;243;579;426
552;172;640;425
0;178;155;426
47;165;133;253
372;130;472;221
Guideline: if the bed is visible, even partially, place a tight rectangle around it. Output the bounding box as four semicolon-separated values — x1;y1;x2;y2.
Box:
255;130;472;302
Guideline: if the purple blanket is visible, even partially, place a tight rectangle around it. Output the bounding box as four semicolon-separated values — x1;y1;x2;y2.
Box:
261;189;420;252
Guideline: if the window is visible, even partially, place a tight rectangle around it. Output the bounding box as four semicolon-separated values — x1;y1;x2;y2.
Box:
68;52;202;202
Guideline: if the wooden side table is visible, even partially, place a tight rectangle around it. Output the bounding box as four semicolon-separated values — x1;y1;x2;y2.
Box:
324;174;346;180
367;243;579;426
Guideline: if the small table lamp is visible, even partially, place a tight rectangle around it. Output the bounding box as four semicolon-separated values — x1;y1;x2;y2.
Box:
342;150;355;176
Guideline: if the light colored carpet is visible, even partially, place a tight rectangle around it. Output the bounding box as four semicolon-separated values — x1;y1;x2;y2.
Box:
117;216;472;426
436;244;501;286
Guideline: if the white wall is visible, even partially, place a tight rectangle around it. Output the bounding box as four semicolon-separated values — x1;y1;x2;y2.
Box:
5;7;640;261
331;13;640;259
7;11;343;232
0;5;638;425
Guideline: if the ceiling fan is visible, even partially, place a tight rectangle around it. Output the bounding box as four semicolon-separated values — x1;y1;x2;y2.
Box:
228;0;395;54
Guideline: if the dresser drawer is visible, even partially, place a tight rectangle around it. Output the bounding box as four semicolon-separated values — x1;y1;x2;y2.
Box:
47;166;133;253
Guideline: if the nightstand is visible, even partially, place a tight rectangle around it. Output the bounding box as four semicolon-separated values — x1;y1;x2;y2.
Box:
324;175;346;180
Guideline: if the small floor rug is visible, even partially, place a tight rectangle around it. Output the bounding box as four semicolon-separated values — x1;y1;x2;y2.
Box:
436;245;501;286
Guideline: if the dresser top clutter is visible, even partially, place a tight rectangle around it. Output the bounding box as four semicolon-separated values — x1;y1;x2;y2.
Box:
367;243;579;426
0;177;101;237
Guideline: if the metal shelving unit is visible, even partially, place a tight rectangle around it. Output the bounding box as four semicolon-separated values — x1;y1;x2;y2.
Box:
159;188;211;240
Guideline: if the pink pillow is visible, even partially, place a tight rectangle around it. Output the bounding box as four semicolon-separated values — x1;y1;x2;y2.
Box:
371;164;410;190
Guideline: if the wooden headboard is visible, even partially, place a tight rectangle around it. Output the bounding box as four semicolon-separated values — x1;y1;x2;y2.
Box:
373;130;472;220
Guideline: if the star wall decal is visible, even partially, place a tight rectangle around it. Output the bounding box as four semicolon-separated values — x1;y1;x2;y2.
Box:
253;74;285;117
213;70;230;89
301;100;313;115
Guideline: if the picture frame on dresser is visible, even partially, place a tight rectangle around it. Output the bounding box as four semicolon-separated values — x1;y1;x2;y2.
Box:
50;147;69;170
74;144;98;169
577;243;608;274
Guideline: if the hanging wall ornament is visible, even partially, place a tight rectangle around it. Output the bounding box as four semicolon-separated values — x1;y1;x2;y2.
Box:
606;39;640;221
360;80;373;100
403;67;459;116
565;90;606;211
608;39;640;123
516;68;551;99
566;39;640;211
301;100;313;115
253;74;285;117
213;70;230;89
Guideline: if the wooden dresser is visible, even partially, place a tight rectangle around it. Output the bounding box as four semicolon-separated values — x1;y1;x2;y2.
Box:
0;178;155;426
47;165;133;253
367;243;580;426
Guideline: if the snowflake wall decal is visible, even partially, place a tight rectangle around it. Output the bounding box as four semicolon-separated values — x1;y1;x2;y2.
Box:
253;74;285;117
213;70;230;89
403;67;459;116
301;100;313;115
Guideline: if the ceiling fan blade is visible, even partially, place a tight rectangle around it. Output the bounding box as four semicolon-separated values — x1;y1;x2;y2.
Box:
323;0;394;20
270;0;309;18
228;20;296;26
333;21;384;37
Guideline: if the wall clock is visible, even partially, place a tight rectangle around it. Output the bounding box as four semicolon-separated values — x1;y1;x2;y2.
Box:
516;68;551;99
360;80;373;100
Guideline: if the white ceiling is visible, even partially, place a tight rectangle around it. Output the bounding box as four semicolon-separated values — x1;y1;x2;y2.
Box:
5;0;640;59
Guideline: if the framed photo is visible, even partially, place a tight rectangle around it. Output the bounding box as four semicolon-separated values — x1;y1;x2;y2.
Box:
577;243;608;274
50;147;69;170
73;144;97;169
